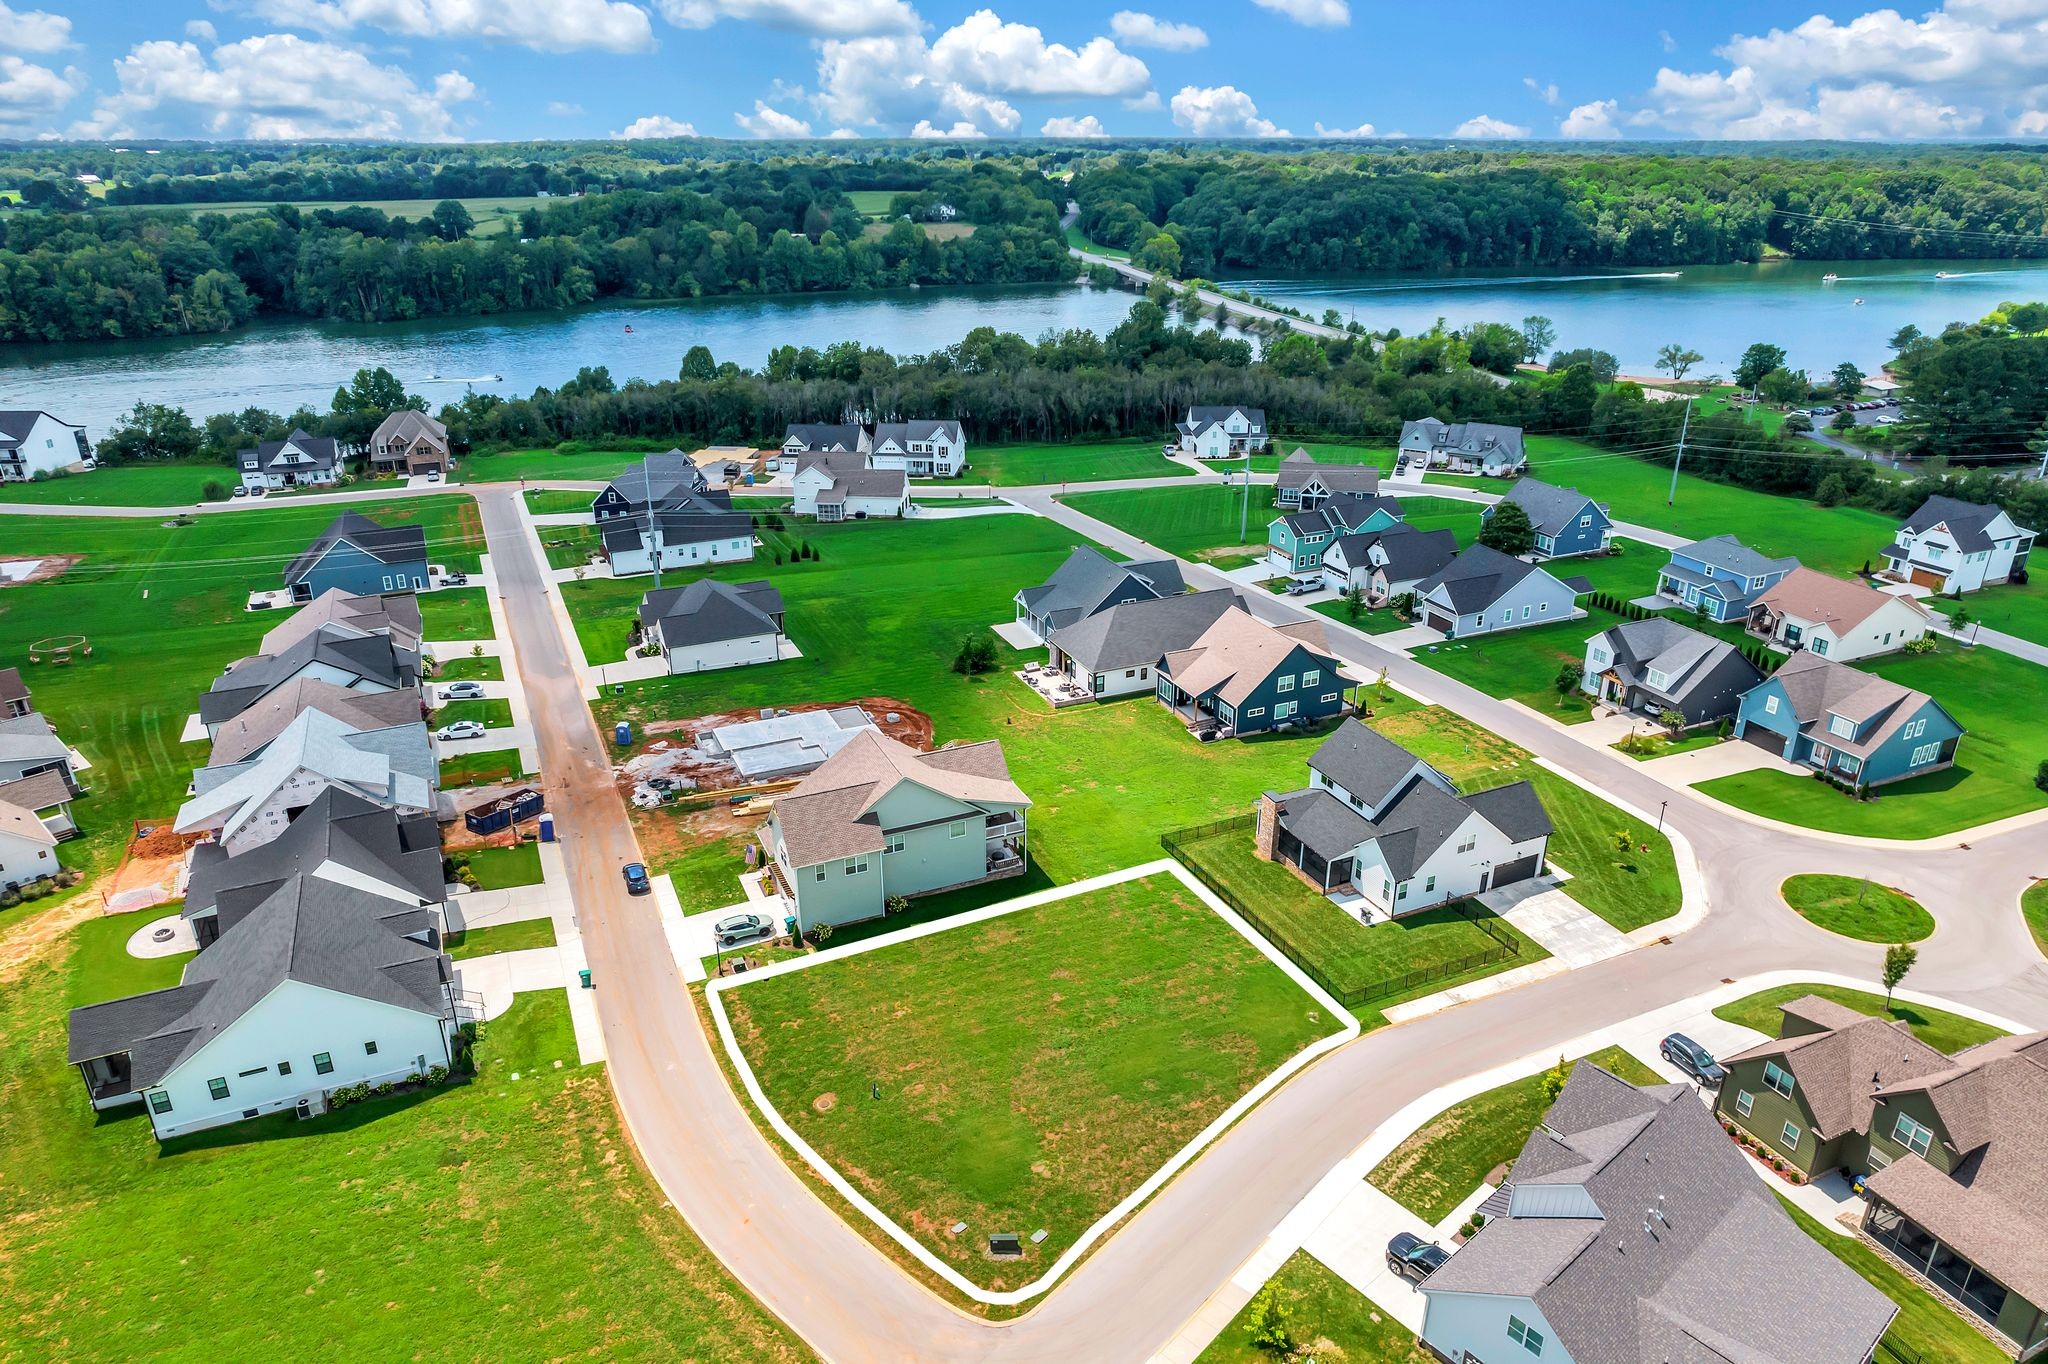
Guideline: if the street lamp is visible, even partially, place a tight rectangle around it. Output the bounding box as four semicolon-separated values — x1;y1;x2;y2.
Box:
1657;800;1668;834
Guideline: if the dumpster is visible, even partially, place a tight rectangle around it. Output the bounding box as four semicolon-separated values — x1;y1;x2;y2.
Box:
613;721;632;746
464;786;544;835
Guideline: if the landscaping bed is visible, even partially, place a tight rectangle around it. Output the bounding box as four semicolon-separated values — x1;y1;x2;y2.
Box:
1780;874;1934;943
1712;984;2005;1054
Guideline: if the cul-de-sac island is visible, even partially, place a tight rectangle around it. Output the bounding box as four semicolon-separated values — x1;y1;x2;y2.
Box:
9;125;2048;1364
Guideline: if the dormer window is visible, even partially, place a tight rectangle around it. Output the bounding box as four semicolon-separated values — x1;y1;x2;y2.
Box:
1827;714;1856;739
1645;668;1669;690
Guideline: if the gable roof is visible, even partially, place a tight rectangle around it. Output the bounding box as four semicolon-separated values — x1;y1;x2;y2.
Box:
783;422;865;450
771;731;1028;867
1159;608;1335;708
1752;650;1956;760
1754;567;1931;633
1016;546;1185;628
178;708;435;843
238;429;338;475
1274;449;1382;497
1900;494;2028;551
184;786;443;930
1328;525;1458;584
872;419;961;445
369;409;448;448
639;579;783;649
199;626;419;726
207;678;424;767
1416;543;1557;614
600;451;709;511
1718;996;1951;1139
1047;588;1242;674
283;511;428;585
0;410;82;447
0;794;55;847
1589;618;1759;703
1177;405;1265;438
1398;419;1525;464
1497;478;1606;535
1671;533;1800;580
1279;492;1402;538
0;665;28;709
1308;719;1439;809
0;710;68;765
259;588;423;658
1422;1064;1895;1364
790;450;907;503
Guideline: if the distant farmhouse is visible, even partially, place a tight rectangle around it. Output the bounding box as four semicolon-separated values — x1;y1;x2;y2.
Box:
0;410;91;482
1397;419;1526;476
1272;448;1380;509
591;452;755;577
1174;405;1267;460
1881;494;2035;595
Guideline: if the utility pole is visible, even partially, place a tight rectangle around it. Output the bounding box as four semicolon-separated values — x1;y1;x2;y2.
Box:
1667;397;1693;507
1239;440;1252;546
643;455;661;592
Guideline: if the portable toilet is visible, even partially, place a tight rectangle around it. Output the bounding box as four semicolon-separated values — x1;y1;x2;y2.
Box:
614;721;632;746
538;813;556;843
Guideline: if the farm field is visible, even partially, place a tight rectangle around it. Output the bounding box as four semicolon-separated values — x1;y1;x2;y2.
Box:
133;194;550;237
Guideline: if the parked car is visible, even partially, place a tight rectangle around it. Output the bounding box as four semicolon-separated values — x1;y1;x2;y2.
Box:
1660;1032;1726;1084
425;468;442;482
439;681;486;701
435;720;486;741
1386;1232;1449;1284
622;862;651;895
232;485;249;498
443;571;470;587
713;911;770;945
1285;580;1318;596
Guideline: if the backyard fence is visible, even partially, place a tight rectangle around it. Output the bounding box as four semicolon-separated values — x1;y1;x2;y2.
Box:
1161;816;1521;1011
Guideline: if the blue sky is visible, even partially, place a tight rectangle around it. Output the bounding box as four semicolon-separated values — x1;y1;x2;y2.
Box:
3;0;2043;143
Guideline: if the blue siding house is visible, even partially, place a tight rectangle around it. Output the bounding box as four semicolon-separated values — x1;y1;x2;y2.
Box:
1655;535;1800;623
1733;651;1963;790
1414;544;1587;637
1484;479;1612;559
284;512;431;603
1155;607;1348;737
1266;494;1403;577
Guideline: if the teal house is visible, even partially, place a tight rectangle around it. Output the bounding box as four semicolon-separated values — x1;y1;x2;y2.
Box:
284;512;431;603
1733;650;1963;790
1266;493;1402;577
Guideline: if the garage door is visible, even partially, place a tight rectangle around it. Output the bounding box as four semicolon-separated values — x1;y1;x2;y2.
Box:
1909;566;1945;590
1426;610;1455;633
1740;725;1789;756
1492;854;1541;887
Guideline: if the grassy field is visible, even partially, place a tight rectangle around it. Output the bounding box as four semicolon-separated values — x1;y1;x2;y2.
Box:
0;463;233;506
439;747;526;787
0;912;814;1362
434;697;513;729
1197;1250;1432;1364
444;915;557;959
721;872;1341;1292
1065;483;1482;566
847;189;905;215
460;447;653;483
1366;1045;1662;1223
952;439;1192;486
1243;442;1390;474
1780;1196;2010;1364
1922;549;2048;648
1713;984;2006;1054
2025;881;2048;955
523;488;600;515
432;653;503;681
418;587;495;641
146;194;548;237
1781;874;1934;942
0;499;483;889
453;840;543;890
1694;639;2048;837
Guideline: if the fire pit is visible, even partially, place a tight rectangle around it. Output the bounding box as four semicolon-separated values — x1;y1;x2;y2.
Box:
151;926;176;943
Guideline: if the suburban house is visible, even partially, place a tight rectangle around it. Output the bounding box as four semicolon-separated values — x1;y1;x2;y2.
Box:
1716;995;2048;1356
1319;524;1459;601
1154;607;1348;737
1266;493;1404;578
284;512;430;602
1656;534;1801;623
238;429;340;492
1012;546;1186;644
182;787;444;950
789;451;909;521
0;410;90;481
0;767;79;843
0;664;32;718
1581;618;1767;727
1484;478;1612;559
1732;650;1962;789
1419;1063;1896;1364
199;624;421;733
870;420;966;478
1749;567;1934;661
1881;494;2036;594
759;732;1031;933
176;707;437;854
1174;405;1268;459
66;877;458;1140
0;710;80;792
635;579;786;674
592;451;710;522
1413;544;1588;637
599;492;755;577
1257;720;1551;916
367;410;452;478
1272;448;1382;509
1042;588;1243;700
1396;418;1526;475
0;795;60;890
779;422;868;461
261;588;422;658
207;678;423;767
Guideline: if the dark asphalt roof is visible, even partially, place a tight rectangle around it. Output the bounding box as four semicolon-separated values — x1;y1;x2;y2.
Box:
284;511;428;584
183;787;443;926
1902;494;2023;551
1416;543;1547;614
1328;525;1457;583
1048;588;1242;673
640;579;783;648
1307;720;1428;809
199;627;419;727
1497;478;1606;536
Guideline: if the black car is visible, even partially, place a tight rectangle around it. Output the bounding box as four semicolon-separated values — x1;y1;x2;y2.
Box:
1386;1232;1449;1284
1660;1032;1726;1084
622;862;651;896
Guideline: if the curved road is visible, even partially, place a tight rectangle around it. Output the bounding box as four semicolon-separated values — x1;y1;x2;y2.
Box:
471;484;2048;1363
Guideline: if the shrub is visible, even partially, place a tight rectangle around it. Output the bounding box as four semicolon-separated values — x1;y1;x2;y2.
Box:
805;922;834;946
2035;759;2048;794
885;895;910;915
1901;635;1938;655
428;1064;449;1084
201;478;230;501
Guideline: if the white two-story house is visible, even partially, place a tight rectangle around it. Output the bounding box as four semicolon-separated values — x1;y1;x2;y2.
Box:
0;410;90;481
1882;494;2035;595
869;420;966;477
1174;405;1268;460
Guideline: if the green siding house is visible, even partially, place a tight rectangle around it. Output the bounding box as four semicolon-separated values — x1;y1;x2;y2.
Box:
1265;494;1402;577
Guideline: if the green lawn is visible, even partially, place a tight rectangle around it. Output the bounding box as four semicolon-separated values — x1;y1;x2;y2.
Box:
0;462;232;506
1310;598;1414;634
459;447;652;483
722;872;1341;1292
444;915;556;959
0;499;484;888
439;747;526;788
1243;442;1391;474
418;587;495;641
434;697;513;729
1197;1250;1432;1364
1713;984;2007;1055
432;653;503;681
1615;729;1725;761
2024;881;2048;955
950;439;1192;486
1366;1045;1662;1223
1695;639;2048;838
1923;548;2048;649
454;840;543;890
524;488;600;515
1065;483;1481;567
1413;606;1612;723
1781;874;1934;943
0;913;813;1362
541;523;606;571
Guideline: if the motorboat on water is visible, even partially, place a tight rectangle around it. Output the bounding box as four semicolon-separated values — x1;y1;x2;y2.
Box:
1821;273;1839;282
1935;271;1956;280
1853;297;1865;305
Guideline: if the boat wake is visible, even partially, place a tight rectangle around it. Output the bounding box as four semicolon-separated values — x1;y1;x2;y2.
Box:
418;374;503;383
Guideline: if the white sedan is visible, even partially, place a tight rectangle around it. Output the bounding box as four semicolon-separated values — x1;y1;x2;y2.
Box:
435;720;487;741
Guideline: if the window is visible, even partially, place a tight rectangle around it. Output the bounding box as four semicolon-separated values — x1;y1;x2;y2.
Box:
1828;714;1856;739
1780;1120;1802;1150
1764;695;1780;716
364;1041;378;1056
1735;1089;1754;1117
1905;718;1926;740
842;855;869;875
1590;647;1608;665
1867;1147;1892;1172
1457;835;1477;855
1910;742;1940;766
313;1052;334;1075
949;820;966;838
1538;601;1549;614
148;1091;173;1114
1508;1315;1545;1356
1245;707;1265;718
1763;1060;1795;1098
1321;693;1339;703
813;865;827;883
1579;515;1592;529
1646;668;1670;690
1812;637;1829;657
1893;1112;1936;1158
1396;882;1409;901
884;833;906;855
208;1077;230;1101
238;1066;267;1077
1424;875;1436;893
1277;675;1295;693
1302;670;1320;687
278;1060;292;1077
1274;700;1297;720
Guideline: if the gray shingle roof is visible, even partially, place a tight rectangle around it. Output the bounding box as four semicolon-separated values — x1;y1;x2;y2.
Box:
1176;405;1265;438
283;511;427;586
259;589;422;658
599;452;710;515
1497;477;1606;536
1416;543;1549;613
1275;450;1381;497
1046;588;1241;674
640;579;783;650
1329;525;1458;584
1673;533;1800;580
1589;618;1757;706
0;710;68;765
1307;720;1433;809
1901;494;2022;552
1398;419;1525;465
1269;787;1375;863
184;787;443;930
1463;780;1554;842
872;419;960;445
199;626;420;727
784;422;865;450
1017;546;1185;633
207;679;423;767
239;429;338;476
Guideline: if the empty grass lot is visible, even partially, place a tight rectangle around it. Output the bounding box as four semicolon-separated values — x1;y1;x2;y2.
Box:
947;439;1192;486
721;872;1342;1292
1064;483;1481;566
459;447;652;483
0;499;483;890
439;747;526;788
0;462;231;506
1922;549;2048;648
1780;874;1934;942
1366;1045;1662;1223
432;653;503;681
0;912;813;1363
418;587;495;641
1197;1250;1432;1364
523;488;601;514
453;840;543;890
444;915;556;958
1694;639;2048;838
1712;984;2006;1054
1243;442;1390;474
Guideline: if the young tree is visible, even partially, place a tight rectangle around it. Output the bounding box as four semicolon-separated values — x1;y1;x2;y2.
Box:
1478;500;1536;556
1883;943;1918;1007
1540;1055;1570;1104
1655;343;1703;381
1554;662;1581;707
1735;342;1788;390
1344;585;1366;621
1832;360;1866;398
1243;1286;1294;1356
1521;314;1557;363
1657;707;1686;734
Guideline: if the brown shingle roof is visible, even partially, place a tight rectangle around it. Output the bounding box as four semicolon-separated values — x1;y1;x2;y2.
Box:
0;766;73;814
1160;607;1335;707
1754;567;1931;633
1718;996;1951;1139
769;732;1028;868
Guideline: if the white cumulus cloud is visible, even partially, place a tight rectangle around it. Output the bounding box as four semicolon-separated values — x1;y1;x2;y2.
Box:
1524;77;1560;105
1250;0;1349;28
654;0;919;36
1313;119;1375;137
1170;84;1287;136
0;2;69;53
547;100;585;116
614;112;699;138
1124;88;1162;110
0;52;80;132
911;119;987;137
241;0;653;53
1109;10;1207;50
1451;113;1528;138
929;11;1148;98
735;100;813;136
1560;98;1618;137
1042;113;1108;136
72;35;470;140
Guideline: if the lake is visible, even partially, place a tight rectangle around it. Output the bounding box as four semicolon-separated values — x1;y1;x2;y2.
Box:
1219;257;2048;379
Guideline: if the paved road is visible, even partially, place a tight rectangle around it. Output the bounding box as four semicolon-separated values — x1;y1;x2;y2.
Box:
475;479;2048;1363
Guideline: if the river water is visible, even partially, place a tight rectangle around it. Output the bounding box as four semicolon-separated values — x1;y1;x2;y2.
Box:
9;257;2048;437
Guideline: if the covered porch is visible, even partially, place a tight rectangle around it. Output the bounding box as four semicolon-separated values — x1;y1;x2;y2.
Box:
984;809;1028;878
1155;676;1229;737
75;1052;141;1109
1864;1201;2048;1358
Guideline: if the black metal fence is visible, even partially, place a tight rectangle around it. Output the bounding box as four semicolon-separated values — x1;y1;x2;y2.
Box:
1161;816;1521;1011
